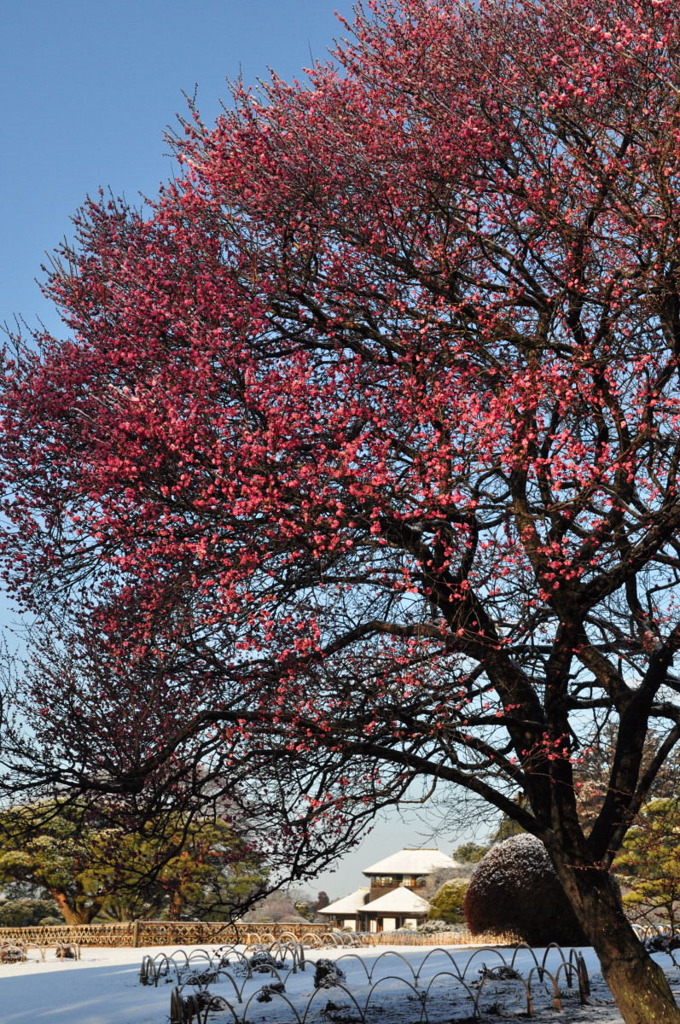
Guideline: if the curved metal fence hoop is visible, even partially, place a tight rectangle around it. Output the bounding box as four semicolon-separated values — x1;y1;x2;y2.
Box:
216;946;251;972
187;949;214;965
169;949;192;966
262;940;290;964
369;950;418;984
146;951;172;986
173;946;209;987
242;962;287;987
210;967;248;1003
423;969;478;1015
539;942;567;975
463;946;509;976
415;947;465;984
300;982;366;1024
271;937;305;971
334;952;372;981
526;964;562;1011
553;958;577;992
576;952;591;1003
169;986;184;1024
365;975;426;1023
244;933;275;946
139;955;155;986
509;942;541;973
199;992;242;1024
240;987;304;1024
243;941;264;953
562;948;580;988
167;948;192;983
474;970;533;1019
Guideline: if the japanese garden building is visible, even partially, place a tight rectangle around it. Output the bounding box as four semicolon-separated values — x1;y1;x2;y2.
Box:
318;847;460;932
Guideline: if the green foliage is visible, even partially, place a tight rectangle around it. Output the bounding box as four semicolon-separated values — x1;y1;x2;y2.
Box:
453;842;489;865
489;795;529;843
0;897;59;927
290;889;318;922
0;801;268;924
491;817;525;843
293;900;316;922
0;803;104;924
93;817;268;923
615;798;680;932
427;878;468;924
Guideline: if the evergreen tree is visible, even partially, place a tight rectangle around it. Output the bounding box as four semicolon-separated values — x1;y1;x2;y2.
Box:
427;878;468;924
616;799;680;933
453;843;489;865
0;801;267;924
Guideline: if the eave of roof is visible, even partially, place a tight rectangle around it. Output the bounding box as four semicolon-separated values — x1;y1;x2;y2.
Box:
317;887;370;915
362;847;460;876
360;886;430;914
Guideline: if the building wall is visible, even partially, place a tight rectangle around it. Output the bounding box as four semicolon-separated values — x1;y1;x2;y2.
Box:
368;877;428;900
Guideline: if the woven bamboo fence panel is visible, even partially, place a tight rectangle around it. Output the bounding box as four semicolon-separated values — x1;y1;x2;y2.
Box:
0;920;514;948
358;928;518;947
0;920;328;948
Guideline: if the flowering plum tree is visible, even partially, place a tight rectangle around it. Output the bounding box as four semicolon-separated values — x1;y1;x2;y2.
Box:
2;0;680;1019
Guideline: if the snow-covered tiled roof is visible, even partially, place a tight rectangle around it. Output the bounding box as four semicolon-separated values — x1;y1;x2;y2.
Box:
317;887;371;915
361;886;430;914
362;847;460;877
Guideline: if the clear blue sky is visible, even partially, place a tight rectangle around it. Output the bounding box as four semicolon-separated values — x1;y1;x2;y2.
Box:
1;0;358;336
0;0;493;895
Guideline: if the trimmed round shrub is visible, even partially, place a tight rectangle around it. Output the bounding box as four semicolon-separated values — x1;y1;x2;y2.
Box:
463;834;588;946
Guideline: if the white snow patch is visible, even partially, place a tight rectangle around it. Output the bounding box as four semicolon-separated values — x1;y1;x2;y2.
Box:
2;941;680;1023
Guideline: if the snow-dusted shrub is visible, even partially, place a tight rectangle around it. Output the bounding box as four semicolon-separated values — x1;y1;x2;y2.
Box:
463;834;587;945
249;951;285;972
428;878;468;923
418;918;466;934
314;960;346;988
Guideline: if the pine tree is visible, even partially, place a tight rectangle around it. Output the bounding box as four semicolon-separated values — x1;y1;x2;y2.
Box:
616;799;680;934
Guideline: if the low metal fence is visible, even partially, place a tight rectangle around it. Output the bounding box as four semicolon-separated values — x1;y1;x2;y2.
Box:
149;939;591;1023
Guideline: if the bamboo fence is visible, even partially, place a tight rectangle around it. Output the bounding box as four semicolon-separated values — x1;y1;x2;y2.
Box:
0;920;513;948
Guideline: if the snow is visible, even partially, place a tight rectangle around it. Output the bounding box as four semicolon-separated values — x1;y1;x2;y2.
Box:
362;847;461;876
318;887;370;916
2;939;680;1023
359;885;430;913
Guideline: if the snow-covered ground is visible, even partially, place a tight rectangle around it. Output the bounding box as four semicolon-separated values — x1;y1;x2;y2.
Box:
3;940;680;1023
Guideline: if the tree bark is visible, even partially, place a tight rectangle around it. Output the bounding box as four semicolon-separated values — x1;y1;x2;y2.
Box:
167;888;183;921
552;855;680;1024
48;889;98;925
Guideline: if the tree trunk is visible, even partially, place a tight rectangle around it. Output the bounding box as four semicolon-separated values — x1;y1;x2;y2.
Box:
48;889;97;925
167;888;183;921
553;856;680;1024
